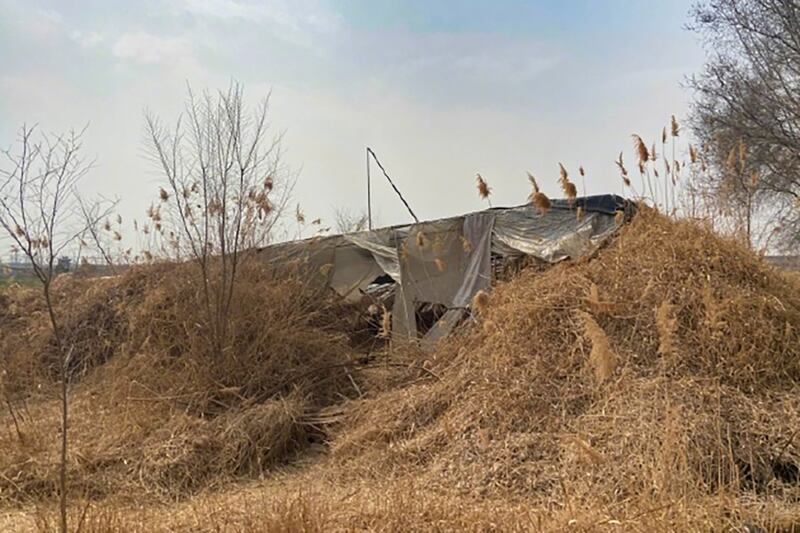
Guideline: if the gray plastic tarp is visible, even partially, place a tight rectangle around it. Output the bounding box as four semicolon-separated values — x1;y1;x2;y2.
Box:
344;228;401;282
492;205;619;262
256;197;625;341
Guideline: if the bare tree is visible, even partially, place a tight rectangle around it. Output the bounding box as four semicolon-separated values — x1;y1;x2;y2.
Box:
334;207;369;234
0;124;107;533
689;0;800;249
145;82;293;358
77;198;125;270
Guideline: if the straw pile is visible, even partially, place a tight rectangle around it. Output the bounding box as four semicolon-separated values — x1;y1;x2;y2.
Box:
1;207;799;529
329;207;800;526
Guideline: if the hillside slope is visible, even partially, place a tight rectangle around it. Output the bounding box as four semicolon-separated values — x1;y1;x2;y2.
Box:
1;208;799;531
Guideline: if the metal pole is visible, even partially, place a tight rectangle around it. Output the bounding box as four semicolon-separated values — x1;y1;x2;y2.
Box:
366;147;373;230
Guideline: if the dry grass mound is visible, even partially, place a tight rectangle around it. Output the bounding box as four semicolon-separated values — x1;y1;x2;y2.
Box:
0;260;362;504
0;270;154;397
330;208;800;526
2;208;800;530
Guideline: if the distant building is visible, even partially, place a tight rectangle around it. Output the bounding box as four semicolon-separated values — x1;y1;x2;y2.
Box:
56;256;72;273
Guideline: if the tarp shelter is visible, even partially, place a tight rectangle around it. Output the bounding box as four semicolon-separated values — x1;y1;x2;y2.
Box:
255;195;631;344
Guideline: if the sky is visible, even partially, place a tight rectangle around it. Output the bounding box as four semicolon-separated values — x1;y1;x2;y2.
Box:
0;0;705;248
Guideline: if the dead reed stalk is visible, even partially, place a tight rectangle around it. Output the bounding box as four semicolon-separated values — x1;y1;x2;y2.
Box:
576;310;618;382
655;300;679;364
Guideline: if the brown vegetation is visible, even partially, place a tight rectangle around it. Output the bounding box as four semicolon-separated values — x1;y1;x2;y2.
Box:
2;208;800;531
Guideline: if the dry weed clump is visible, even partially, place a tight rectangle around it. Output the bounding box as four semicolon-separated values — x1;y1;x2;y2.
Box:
0;259;362;504
118;260;356;414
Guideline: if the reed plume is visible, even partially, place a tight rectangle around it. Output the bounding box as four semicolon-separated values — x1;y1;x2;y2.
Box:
460;235;472;253
476;173;491;200
671;115;680;137
527;172;551;213
472;289;490;314
616;152;631;187
632;135;649;166
416;231;427;248
378;308;392;339
558;163;577;202
738;139;747;172
725;145;738;171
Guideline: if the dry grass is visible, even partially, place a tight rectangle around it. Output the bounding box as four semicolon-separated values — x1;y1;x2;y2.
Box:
655;299;679;363
0;260;360;505
328;207;800;528
2;207;800;531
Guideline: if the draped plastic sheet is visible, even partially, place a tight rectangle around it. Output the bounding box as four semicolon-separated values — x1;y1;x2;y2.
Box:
420;308;467;347
255;237;338;294
491;205;619;262
399;219;467;306
420;212;496;346
392;219;465;339
330;245;386;302
452;212;496;307
344;228;401;282
256;195;627;340
391;282;417;339
256;236;384;303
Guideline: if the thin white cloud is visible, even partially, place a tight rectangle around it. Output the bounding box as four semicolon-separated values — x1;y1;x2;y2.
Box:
452;47;559;83
346;30;561;100
1;1;65;43
177;0;341;47
111;32;193;65
180;0;272;20
70;30;104;48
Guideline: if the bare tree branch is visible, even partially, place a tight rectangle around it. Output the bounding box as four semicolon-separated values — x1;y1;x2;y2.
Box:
144;81;294;358
689;0;800;249
0;123;102;533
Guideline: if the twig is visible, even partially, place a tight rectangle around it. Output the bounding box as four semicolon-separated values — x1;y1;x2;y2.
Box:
774;429;798;463
4;395;24;444
344;367;362;398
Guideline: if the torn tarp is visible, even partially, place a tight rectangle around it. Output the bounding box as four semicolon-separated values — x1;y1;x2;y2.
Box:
344;228;402;282
255;195;631;342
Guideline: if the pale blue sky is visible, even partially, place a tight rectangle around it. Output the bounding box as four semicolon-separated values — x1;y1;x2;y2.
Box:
0;0;703;242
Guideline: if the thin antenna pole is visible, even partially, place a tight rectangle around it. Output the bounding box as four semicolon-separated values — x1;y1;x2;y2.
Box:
366;147;373;230
367;147;419;223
